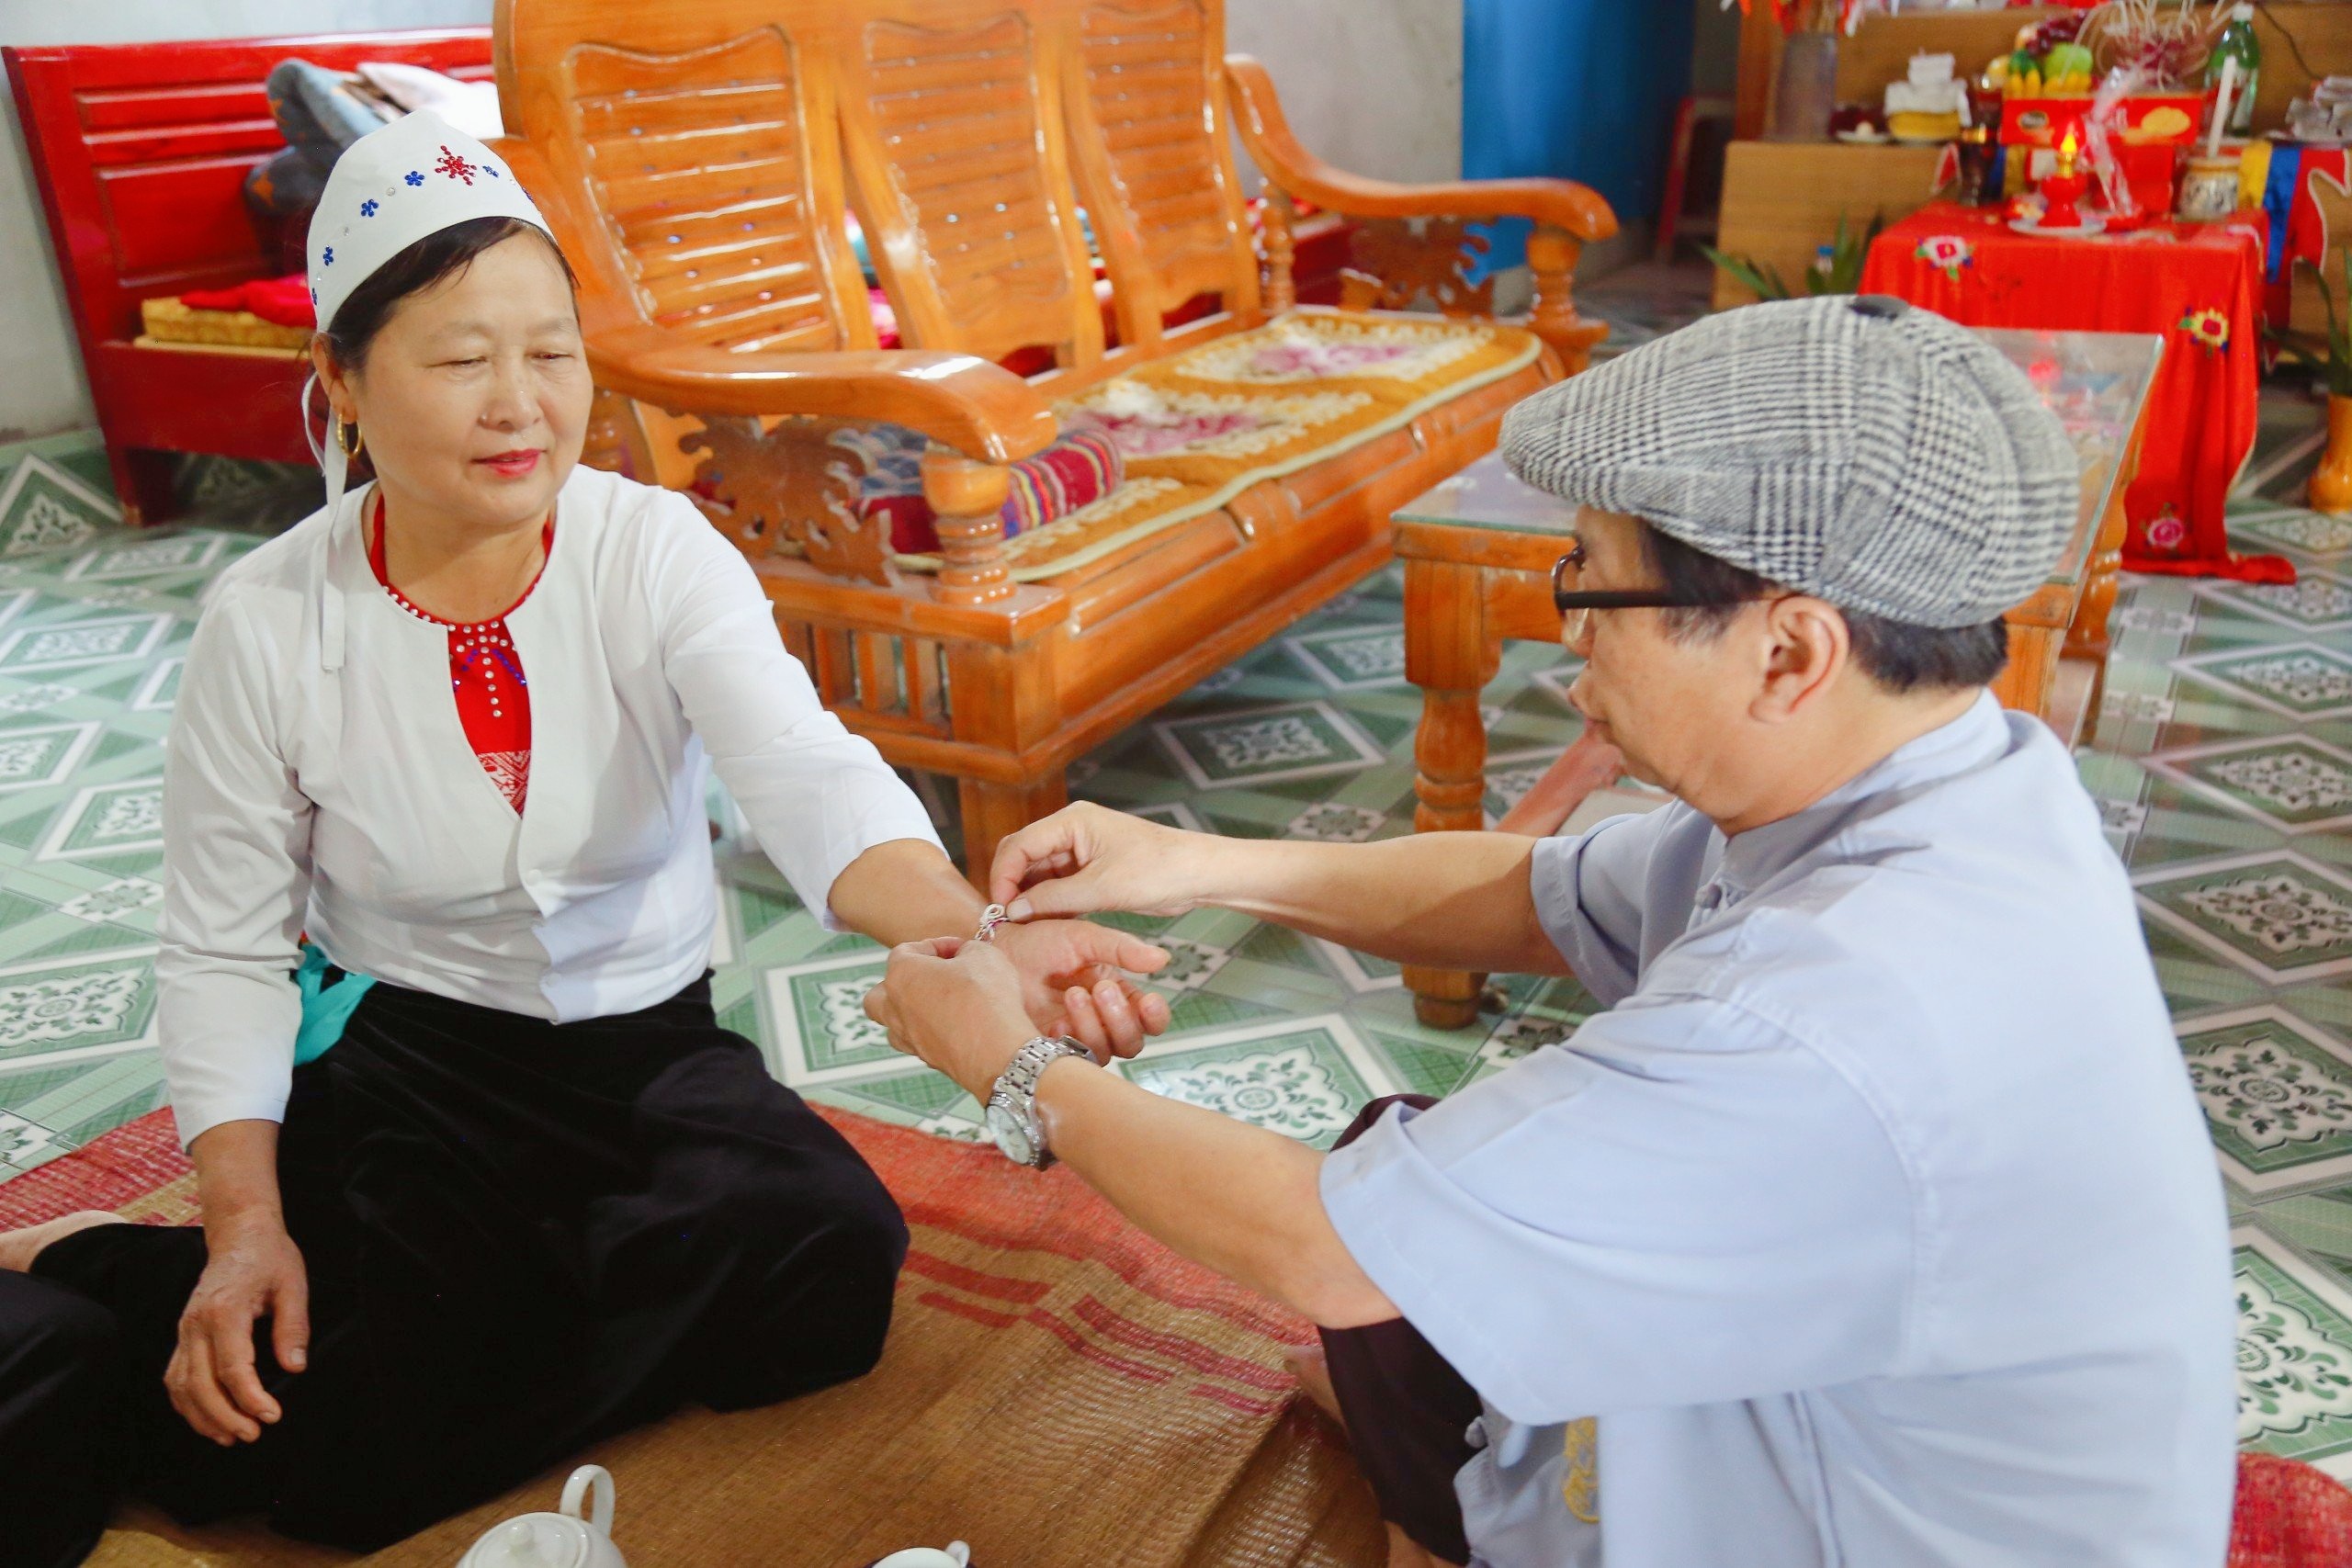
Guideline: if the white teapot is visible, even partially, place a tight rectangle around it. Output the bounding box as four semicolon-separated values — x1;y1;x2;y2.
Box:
458;1465;626;1568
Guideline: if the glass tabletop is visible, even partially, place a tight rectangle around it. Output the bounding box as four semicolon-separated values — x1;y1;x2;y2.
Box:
1393;326;2163;589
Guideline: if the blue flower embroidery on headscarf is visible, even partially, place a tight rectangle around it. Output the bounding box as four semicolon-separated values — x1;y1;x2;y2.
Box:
360;199;379;217
404;170;424;186
322;247;334;266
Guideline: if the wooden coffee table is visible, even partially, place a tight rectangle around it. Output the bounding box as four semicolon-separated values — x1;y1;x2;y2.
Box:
1392;325;2161;1028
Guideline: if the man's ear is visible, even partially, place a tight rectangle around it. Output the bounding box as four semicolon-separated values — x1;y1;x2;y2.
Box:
1749;596;1850;724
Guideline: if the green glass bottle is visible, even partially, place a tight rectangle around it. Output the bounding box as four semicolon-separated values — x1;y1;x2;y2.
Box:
2207;3;2262;138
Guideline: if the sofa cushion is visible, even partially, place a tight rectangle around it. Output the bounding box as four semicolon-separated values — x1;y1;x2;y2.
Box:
841;420;1125;556
888;309;1544;580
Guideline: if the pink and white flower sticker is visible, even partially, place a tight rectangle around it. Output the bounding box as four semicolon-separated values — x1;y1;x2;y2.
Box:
1915;235;1974;285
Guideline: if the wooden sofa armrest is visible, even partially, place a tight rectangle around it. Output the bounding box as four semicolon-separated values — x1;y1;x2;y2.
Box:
587;323;1052;603
587;322;1058;468
1226;54;1615;373
1225;56;1616;241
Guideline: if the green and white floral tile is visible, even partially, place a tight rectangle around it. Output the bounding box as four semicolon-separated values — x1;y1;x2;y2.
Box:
0;448;121;562
2232;503;2352;561
2175;644;2352;724
2199;569;2352;635
2135;852;2352;988
2180;1005;2352;1198
2234;1224;2352;1478
1110;1015;1398;1150
2145;734;2352;836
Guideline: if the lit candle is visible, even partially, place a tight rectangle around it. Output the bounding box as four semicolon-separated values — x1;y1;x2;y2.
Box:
2039;123;2088;229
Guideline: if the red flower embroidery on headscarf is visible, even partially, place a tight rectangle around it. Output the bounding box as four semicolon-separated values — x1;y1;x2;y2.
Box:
434;146;479;186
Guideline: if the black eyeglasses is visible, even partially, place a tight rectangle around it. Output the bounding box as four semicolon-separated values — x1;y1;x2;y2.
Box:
1551;543;1780;617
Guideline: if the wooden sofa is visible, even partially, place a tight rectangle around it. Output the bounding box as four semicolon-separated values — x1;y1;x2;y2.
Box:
495;0;1616;875
5;29;497;523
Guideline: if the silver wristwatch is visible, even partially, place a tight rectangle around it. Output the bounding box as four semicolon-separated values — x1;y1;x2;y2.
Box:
985;1035;1091;1168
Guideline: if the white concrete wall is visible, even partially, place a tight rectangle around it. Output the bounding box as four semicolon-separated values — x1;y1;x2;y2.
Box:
1226;0;1464;187
0;1;491;444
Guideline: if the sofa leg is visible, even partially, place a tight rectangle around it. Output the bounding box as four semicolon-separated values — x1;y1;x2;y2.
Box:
1526;224;1610;378
104;446;176;528
957;773;1070;888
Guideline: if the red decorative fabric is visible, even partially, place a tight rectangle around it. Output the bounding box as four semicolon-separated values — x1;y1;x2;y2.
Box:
2229;1451;2352;1568
177;273;316;329
853;423;1125;556
1862;202;2294;584
366;495;549;813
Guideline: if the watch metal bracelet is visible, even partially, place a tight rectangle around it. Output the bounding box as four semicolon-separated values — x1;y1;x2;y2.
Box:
985;1034;1091;1168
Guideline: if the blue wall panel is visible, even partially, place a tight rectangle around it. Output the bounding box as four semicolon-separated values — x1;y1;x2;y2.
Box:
1462;0;1693;272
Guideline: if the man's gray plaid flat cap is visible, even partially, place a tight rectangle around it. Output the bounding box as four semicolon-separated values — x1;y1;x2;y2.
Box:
1498;295;2079;628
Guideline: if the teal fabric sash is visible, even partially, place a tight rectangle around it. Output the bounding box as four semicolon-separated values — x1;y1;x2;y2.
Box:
294;942;375;1066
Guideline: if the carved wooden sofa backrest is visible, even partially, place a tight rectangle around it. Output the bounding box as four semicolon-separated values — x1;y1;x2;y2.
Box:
826;0;1103;373
501;0;1271;388
497;0;876;356
1059;0;1260;357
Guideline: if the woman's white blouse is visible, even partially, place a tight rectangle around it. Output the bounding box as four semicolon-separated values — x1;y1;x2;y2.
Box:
157;466;942;1147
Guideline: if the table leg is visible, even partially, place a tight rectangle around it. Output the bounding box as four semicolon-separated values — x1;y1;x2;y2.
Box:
1401;558;1501;1031
2064;422;2142;743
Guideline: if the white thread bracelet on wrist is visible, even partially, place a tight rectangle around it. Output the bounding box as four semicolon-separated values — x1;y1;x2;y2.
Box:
975;903;1011;942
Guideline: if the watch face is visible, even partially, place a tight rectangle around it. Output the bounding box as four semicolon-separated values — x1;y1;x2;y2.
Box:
986;1101;1036;1166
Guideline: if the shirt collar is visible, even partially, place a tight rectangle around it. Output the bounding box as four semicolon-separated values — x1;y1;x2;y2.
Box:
1714;691;2011;897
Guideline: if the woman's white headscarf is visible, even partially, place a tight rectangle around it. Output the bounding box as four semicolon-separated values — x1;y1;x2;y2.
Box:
301;110;555;513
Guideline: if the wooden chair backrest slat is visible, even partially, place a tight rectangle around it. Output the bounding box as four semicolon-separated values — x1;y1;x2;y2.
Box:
1065;0;1257;350
833;6;1102;370
497;2;874;355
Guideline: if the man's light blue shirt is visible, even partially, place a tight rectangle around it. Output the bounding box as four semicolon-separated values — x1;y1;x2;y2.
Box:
1321;694;2234;1567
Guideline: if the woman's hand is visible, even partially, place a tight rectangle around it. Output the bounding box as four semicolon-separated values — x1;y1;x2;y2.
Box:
864;937;1042;1100
1494;729;1626;837
166;1213;309;1446
989;802;1219;922
989;918;1172;1058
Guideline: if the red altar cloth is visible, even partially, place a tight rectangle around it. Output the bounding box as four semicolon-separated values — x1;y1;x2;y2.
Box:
1861;202;2292;584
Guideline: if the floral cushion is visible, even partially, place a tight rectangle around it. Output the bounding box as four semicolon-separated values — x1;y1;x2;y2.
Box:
889;309;1544;581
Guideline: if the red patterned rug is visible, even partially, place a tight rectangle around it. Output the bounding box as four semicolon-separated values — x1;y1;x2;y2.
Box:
17;1107;1379;1567
19;1112;2352;1567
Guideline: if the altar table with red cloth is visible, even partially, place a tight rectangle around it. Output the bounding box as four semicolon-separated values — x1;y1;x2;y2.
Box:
1861;201;2292;584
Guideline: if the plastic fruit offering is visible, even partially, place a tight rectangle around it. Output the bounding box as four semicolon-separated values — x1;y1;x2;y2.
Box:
2041;42;2095;94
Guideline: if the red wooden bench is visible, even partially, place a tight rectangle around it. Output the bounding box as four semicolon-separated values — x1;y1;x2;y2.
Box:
4;28;494;523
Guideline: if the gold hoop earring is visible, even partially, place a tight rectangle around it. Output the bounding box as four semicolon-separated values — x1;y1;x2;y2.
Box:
337;419;364;459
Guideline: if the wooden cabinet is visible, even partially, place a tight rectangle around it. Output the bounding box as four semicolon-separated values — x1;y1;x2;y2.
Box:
1711;141;1947;310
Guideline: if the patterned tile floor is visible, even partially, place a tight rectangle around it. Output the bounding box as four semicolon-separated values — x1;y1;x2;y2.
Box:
6;286;2352;1475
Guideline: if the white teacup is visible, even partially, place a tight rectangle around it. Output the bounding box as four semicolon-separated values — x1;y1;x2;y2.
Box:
872;1544;971;1568
457;1465;627;1568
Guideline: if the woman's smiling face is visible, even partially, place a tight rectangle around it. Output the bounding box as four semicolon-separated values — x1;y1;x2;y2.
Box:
321;230;591;530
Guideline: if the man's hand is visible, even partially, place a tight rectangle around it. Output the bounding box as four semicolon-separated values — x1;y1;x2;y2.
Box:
990;918;1172;1056
864;937;1041;1100
989;802;1217;922
166;1214;308;1446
